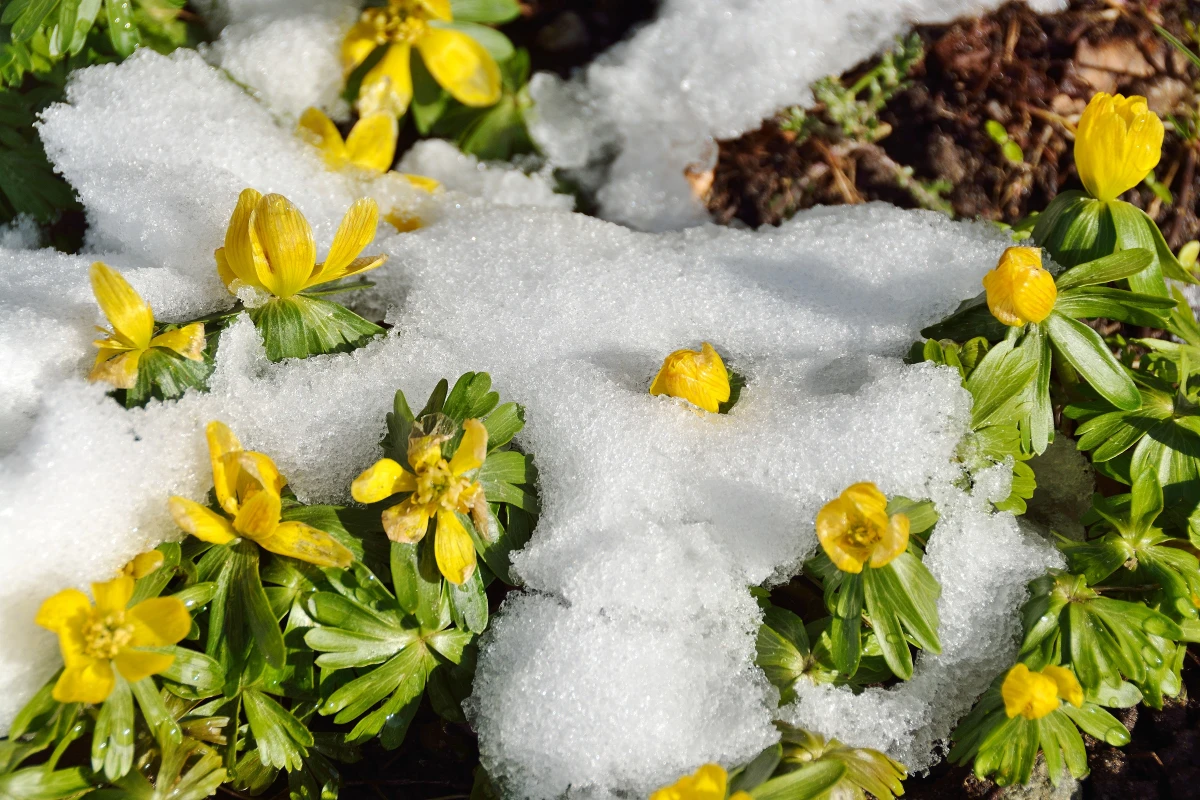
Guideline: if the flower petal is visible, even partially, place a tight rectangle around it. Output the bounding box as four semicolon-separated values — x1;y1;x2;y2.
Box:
869;513;910;568
149;323;206;361
449;418;488;475
113;649;176;683
128;597;192;647
168;496;237;544
296;107;349;170
53;660;114;705
1043;665;1084;708
256;520;355;568
434;509;476;585
815;496;866;574
316;198;381;284
222;189;269;291
251;194;317;299
419;0;452;21
405;174;441;192
345;112;398;175
89;263;153;350
649;342;730;413
352;458;417;504
317;255;388;284
36;589;92;634
124;550;164;579
88;350;142;390
382;498;432;543
417;27;501;108
206;421;243;514
358;42;414;117
237;451;287;497
215;247;237;289
342;19;381;75
92;576;135;616
233;489;282;540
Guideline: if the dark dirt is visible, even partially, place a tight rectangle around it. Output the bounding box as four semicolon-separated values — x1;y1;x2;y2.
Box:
707;0;1200;251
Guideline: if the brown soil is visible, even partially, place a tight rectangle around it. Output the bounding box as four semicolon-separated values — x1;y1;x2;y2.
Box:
707;0;1200;251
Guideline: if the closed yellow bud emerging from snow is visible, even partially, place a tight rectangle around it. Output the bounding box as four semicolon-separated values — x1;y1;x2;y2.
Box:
650;343;731;413
982;246;1057;327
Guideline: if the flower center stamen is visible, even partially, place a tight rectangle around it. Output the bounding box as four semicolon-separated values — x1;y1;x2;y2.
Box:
362;2;429;45
846;522;879;548
82;612;134;659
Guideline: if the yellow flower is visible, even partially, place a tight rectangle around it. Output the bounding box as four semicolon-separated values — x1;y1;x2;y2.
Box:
215;189;387;301
296;107;441;232
342;0;501;117
168;421;354;568
1001;663;1084;720
122;550;165;579
650;763;751;800
1075;92;1164;202
351;417;489;585
88;263;206;390
982;246;1057;327
649;343;731;414
36;575;191;704
815;483;909;574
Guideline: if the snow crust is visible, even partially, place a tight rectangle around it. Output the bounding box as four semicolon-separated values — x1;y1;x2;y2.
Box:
2;19;1064;800
527;0;1066;231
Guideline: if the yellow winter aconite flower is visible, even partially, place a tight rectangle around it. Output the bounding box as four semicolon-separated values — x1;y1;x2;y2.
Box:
1075;92;1164;202
122;550;165;579
982;246;1057;327
649;343;731;414
88;263;206;390
352;417;489;585
36;575;191;704
168;421;354;568
1001;663;1084;720
649;763;751;800
215;189;387;300
342;0;501;117
816;482;909;574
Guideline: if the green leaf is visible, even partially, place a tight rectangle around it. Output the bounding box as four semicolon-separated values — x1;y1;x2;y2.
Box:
130;679;182;749
443;372;500;422
829;572;863;676
450;0;520;23
409;51;448;135
250;296;383;362
92;674;134;780
1032;192;1114;269
1054;286;1176;326
483;402;525;450
755;605;810;699
920;295;1008;342
0;767;92;800
233;541;286;669
749;761;847;800
1059;702;1130;746
10;0;60;42
1054;248;1153;290
155;646;225;698
322;645;430;724
862;553;941;680
729;744;782;795
1108;199;1169;296
103;0;139;56
964;335;1038;430
243;688;312;771
446;556;489;634
1044;312;1139;410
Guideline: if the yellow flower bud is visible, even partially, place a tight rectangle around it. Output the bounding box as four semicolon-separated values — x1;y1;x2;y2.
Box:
815;482;909;574
1001;663;1082;720
650;764;750;800
982;246;1057;327
650;343;731;414
1075;92;1164;202
122;550;165;579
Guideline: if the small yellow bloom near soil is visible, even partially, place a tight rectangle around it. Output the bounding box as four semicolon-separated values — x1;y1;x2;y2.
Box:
1001;663;1083;720
1075;92;1164;203
650;763;751;800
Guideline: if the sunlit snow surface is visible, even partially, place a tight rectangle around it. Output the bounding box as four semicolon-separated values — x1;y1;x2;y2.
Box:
0;10;1067;796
